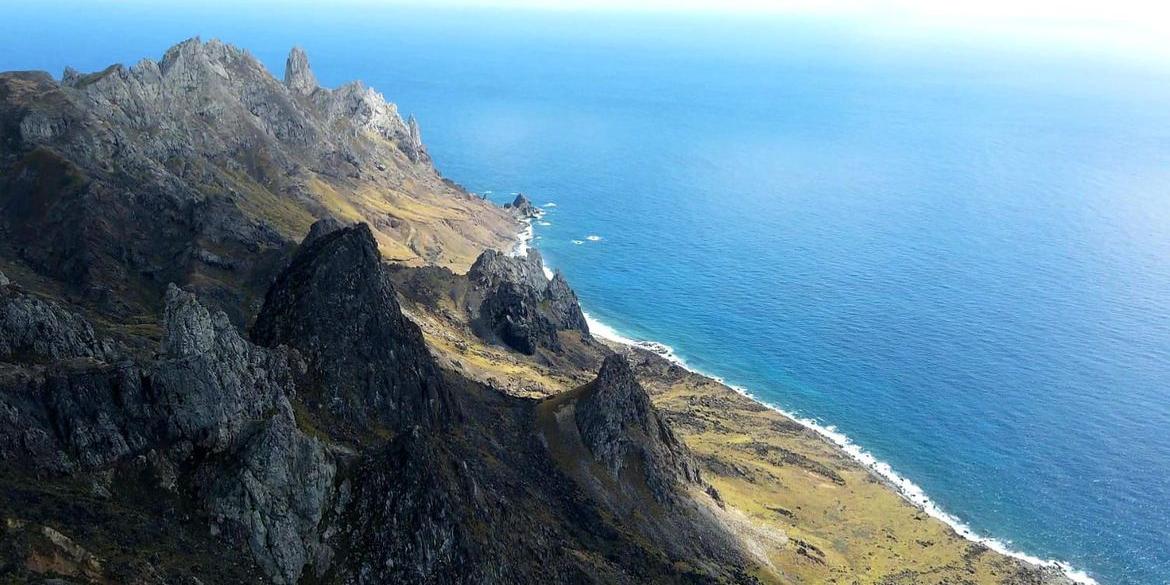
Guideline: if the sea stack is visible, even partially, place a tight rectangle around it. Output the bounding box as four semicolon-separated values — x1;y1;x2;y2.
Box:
506;193;539;218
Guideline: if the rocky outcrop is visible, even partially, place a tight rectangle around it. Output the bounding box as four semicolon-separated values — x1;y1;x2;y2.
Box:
0;359;150;473
0;279;114;362
252;221;452;435
504;193;538;218
284;46;318;95
467;249;589;354
0;283;334;584
157;288;333;584
152;285;298;452
403;114;428;163
202;400;336;585
575;355;703;503
0;38;506;325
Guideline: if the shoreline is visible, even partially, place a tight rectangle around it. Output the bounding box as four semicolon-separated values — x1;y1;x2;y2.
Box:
515;217;1097;585
582;311;1098;585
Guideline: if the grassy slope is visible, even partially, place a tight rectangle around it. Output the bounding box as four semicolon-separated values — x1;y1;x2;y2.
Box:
396;292;1064;585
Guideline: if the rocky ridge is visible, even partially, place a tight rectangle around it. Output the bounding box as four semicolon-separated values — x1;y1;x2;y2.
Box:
0;38;515;329
1;219;762;583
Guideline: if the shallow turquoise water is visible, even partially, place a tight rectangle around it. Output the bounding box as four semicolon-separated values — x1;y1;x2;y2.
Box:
4;4;1170;583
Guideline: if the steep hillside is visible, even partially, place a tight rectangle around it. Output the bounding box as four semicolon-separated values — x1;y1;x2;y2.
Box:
0;38;517;331
0;38;1077;585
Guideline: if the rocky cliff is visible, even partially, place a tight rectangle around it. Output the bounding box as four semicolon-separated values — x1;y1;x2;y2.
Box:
0;38;515;329
575;354;704;503
0;37;1075;585
252;220;453;437
467;248;590;354
1;208;764;583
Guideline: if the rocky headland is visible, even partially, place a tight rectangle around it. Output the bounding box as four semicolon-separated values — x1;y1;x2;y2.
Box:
0;39;1076;585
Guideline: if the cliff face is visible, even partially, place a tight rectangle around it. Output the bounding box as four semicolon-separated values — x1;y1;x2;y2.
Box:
0;220;761;584
467;248;590;354
0;38;515;328
252;221;453;437
0;36;1072;585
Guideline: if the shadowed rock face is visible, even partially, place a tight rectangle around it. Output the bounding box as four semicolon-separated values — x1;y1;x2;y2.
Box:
468;248;589;354
576;354;703;503
252;221;452;436
0;281;333;584
0;279;114;362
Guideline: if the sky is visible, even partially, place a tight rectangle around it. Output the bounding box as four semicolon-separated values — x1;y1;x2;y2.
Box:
316;0;1170;61
3;0;1169;70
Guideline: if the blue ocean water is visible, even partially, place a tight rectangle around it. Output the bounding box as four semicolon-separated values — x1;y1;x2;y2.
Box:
4;3;1170;583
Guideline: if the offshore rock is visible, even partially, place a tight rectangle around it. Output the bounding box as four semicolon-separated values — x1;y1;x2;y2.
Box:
252;222;452;435
504;193;538;218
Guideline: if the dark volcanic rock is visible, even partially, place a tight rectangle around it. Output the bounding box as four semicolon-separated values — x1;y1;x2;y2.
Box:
202;399;336;585
0;279;114;362
152;284;297;452
0;284;333;583
0;360;150;472
575;354;703;503
300;215;349;248
504;193;538;218
252;221;452;435
467;248;589;354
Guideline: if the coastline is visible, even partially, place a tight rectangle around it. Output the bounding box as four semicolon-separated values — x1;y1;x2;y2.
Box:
522;221;1097;585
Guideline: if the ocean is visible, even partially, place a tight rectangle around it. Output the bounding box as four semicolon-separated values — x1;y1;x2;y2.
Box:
4;3;1170;583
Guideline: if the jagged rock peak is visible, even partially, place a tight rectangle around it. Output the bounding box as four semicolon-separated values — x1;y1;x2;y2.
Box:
161;283;219;357
252;222;453;433
575;355;702;502
284;45;318;95
404;113;427;162
505;193;539;218
160;37;249;74
0;270;8;286
467;248;590;354
301;216;349;249
469;248;549;292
